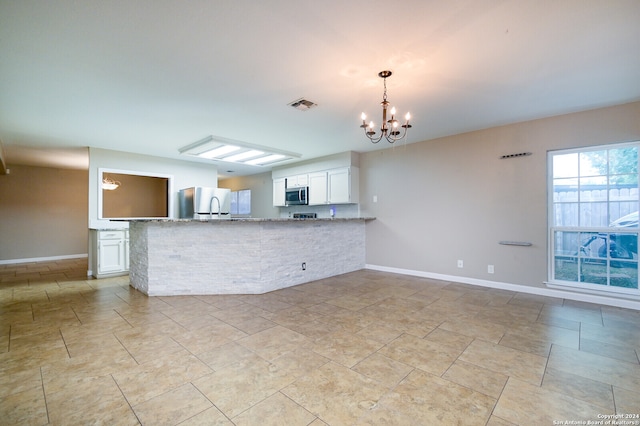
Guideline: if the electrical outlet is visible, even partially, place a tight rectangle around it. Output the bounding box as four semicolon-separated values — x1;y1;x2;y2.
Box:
373;195;378;203
457;260;463;268
301;262;306;271
488;265;494;274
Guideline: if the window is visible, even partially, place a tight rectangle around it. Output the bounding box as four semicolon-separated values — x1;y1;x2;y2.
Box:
548;143;639;295
230;189;251;216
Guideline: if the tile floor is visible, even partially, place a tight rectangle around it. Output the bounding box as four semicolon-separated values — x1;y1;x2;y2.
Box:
1;258;640;425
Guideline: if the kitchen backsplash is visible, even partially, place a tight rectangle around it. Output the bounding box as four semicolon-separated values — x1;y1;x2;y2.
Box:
279;203;361;219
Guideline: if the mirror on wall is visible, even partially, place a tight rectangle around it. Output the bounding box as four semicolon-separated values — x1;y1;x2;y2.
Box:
98;168;173;219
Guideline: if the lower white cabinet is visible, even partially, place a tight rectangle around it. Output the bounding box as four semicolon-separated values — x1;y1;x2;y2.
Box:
90;229;129;278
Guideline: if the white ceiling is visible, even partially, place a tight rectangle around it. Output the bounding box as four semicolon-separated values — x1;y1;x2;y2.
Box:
1;0;639;176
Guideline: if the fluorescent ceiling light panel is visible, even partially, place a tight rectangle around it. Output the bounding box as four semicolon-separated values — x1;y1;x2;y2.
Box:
179;135;301;167
224;150;264;162
198;145;241;159
245;154;285;165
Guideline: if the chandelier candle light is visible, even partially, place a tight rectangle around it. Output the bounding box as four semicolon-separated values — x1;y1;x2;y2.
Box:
360;70;412;144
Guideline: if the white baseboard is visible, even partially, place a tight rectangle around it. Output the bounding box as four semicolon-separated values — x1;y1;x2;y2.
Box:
365;264;640;311
0;253;88;266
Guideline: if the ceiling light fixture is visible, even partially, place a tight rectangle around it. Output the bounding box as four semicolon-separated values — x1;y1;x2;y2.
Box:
102;177;120;190
360;70;412;144
179;135;301;166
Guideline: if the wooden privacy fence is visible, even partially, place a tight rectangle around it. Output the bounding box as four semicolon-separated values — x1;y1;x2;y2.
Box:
553;186;638;227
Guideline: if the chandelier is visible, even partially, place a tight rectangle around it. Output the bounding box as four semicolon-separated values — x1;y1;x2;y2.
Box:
360;70;412;144
102;177;121;190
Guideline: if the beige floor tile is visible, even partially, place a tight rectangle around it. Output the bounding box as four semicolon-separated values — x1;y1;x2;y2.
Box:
63;330;127;358
0;367;42;398
172;326;243;356
10;320;64;339
548;345;640;392
46;375;138;425
193;353;297;418
113;349;213;406
580;337;640;364
238;325;309;361
282;361;389;425
178;406;234;425
0;345;69;373
494;377;609;425
541;367;615;411
352;352;414;388
581;321;640;350
0;383;48;426
284;318;344;339
311;330;384;368
506;321;580;349
539;304;603;326
133;382;213;425
424;327;475;352
613;386;640;414
438;318;507;344
232;392;317;425
270;347;329;379
115;329;186;363
486;415;518;426
375;369;496;426
459;339;547;386
59;317;133;341
9;328;66;353
196;341;258;371
320;309;377;333
355;321;404;344
4;261;640;426
443;359;508;398
379;333;462;376
498;333;554;357
42;349;137;395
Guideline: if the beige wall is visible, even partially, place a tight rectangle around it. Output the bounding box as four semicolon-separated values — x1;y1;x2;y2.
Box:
0;165;88;262
360;101;640;291
219;171;279;219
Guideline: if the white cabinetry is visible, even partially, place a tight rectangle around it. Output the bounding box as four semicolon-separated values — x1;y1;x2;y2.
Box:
273;178;286;206
308;171;328;205
273;167;359;206
287;174;308;188
328;167;358;204
90;230;129;278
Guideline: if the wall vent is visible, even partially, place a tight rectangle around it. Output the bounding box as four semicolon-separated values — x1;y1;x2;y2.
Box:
288;98;317;111
499;152;532;159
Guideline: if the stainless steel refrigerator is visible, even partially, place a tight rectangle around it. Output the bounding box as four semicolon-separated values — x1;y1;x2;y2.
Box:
178;187;231;219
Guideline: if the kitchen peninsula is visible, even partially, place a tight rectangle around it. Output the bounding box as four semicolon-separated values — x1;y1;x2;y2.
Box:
128;217;373;296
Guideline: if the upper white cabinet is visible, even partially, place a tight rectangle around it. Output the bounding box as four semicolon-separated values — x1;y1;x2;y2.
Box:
328;167;358;204
306;167;359;205
273;178;286;206
287;174;308;188
272;152;360;207
308;171;328;205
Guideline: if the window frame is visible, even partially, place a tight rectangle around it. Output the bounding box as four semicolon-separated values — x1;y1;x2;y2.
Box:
547;142;640;297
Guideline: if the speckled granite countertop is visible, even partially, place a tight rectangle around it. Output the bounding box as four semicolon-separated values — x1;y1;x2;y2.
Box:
126;217;375;223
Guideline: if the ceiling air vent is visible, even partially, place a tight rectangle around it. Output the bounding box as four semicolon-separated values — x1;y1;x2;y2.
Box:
288;98;317;111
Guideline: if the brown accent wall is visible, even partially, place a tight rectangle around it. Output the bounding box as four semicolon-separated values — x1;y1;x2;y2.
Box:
0;165;88;262
102;173;168;218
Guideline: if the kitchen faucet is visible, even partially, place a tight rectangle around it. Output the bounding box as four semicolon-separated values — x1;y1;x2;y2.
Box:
209;196;221;219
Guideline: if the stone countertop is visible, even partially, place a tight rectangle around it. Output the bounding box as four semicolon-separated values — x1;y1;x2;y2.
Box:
126;217;375;223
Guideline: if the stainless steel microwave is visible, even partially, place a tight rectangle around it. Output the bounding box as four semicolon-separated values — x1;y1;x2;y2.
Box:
285;186;308;205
